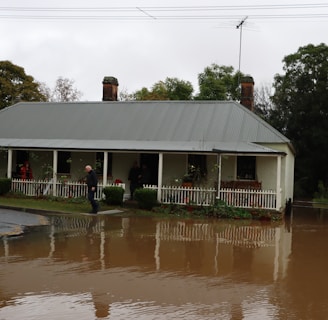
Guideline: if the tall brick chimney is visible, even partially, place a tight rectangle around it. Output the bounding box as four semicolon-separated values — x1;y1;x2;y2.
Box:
102;76;119;101
240;76;254;112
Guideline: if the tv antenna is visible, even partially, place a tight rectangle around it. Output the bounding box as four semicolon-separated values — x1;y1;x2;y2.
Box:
236;16;248;85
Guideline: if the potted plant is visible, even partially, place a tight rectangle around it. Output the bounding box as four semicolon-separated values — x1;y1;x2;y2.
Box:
182;164;207;187
182;172;193;187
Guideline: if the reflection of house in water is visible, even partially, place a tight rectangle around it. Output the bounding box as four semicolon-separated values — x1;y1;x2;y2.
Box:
28;215;292;282
0;215;293;319
154;220;291;280
157;221;276;247
1;216;292;280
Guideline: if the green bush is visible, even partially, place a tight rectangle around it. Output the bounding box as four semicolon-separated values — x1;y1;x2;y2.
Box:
0;178;11;195
314;180;328;200
134;188;158;210
103;186;124;205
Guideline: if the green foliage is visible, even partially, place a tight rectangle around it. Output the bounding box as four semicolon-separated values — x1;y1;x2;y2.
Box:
270;43;328;196
134;188;158;210
134;77;193;101
0;178;11;195
314;181;328;200
152;200;283;221
0;60;47;109
210;200;253;219
195;64;243;100
131;64;245;102
103;186;124;205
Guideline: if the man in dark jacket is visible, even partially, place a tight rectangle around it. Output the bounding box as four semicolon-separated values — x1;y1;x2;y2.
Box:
128;160;141;200
85;165;99;214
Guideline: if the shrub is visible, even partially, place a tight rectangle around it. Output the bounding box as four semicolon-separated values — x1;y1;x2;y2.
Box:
103;186;124;205
314;180;328;200
0;178;11;195
134;188;158;210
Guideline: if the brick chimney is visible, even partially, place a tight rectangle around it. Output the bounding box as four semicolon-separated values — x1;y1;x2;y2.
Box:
102;76;119;101
240;76;254;112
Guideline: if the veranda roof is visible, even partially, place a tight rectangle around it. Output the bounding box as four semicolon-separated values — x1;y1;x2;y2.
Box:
0;100;290;154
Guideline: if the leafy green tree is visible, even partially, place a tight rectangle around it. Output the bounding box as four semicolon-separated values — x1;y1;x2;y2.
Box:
0;60;47;109
134;77;193;100
270;43;328;197
195;64;243;100
164;77;194;100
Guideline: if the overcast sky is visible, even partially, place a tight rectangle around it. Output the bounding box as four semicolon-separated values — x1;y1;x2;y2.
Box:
1;0;327;101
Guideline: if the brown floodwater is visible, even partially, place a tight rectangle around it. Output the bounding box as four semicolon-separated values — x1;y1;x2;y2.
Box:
0;206;328;320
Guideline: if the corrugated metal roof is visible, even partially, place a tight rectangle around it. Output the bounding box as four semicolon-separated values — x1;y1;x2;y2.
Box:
0;138;284;154
0;101;290;153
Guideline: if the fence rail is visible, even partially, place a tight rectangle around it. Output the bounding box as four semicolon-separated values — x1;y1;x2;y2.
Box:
219;188;277;210
144;184;217;206
10;179;277;210
11;178;125;200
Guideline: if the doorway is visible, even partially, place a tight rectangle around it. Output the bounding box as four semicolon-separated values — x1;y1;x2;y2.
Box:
140;153;159;185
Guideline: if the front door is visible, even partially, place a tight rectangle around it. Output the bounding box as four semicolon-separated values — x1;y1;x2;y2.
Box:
140;153;159;185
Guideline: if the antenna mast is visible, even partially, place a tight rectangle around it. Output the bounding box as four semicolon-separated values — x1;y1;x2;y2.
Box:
236;16;248;85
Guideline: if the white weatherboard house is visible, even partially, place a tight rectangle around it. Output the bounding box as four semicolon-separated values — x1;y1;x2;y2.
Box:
0;77;294;211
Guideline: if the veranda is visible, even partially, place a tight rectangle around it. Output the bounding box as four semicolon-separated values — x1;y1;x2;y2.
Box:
11;179;278;210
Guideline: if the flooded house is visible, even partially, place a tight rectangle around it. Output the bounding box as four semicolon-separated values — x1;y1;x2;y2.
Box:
0;76;294;211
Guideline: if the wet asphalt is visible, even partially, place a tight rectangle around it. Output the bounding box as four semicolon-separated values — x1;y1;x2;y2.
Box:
0;207;49;237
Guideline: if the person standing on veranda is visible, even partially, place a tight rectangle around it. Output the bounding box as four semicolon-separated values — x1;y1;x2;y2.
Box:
128;160;141;200
85;165;99;214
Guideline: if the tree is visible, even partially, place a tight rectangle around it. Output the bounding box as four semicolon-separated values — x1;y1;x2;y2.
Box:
119;87;135;101
254;83;274;122
51;77;82;102
195;64;243;100
270;43;328;197
134;77;193;100
164;77;194;100
0;60;47;109
37;81;52;101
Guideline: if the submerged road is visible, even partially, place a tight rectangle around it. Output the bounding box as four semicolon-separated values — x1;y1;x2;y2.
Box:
0;208;49;237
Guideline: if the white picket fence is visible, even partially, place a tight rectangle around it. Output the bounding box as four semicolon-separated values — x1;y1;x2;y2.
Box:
11;178;125;200
143;184;217;206
10;179;277;209
219;188;277;210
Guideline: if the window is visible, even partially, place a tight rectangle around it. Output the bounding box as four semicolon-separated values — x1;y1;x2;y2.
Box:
57;151;71;174
237;156;256;180
96;152;112;175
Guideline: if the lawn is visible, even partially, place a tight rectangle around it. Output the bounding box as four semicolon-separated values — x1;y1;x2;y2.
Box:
0;194;283;221
0;195;117;214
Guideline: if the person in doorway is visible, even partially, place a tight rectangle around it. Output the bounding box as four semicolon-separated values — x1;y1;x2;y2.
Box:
140;164;151;186
20;161;33;180
85;165;99;214
128;160;141;200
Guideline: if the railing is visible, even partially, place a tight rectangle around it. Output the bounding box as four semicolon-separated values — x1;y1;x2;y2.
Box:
10;179;277;210
143;185;217;206
219;188;277;210
11;178;125;200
